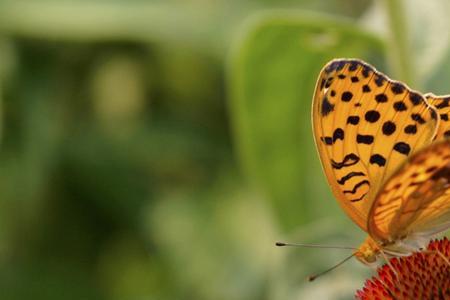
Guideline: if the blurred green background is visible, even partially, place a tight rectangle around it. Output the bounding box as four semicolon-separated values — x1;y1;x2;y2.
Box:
0;0;449;299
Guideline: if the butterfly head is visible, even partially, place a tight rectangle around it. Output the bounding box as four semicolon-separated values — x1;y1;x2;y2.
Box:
354;236;380;266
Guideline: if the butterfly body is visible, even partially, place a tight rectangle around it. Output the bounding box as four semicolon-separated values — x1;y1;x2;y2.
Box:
355;236;380;265
312;59;450;264
355;234;428;265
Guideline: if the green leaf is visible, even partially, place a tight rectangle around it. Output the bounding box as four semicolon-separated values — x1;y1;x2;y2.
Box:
228;11;385;230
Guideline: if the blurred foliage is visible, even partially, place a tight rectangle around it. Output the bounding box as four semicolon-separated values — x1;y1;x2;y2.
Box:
229;12;384;230
0;0;448;300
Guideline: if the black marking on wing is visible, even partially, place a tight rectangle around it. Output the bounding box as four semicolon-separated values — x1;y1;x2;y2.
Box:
393;142;411;155
337;172;365;185
331;153;360;169
362;65;370;78
409;181;425;186
356;134;374;144
445;130;450;138
370;154;386;166
333;128;344;142
409;92;422;106
321;136;333;145
436;101;450;109
325;60;346;73
348;61;358;71
431;166;450;181
411;113;426;124
343;180;370;194
393;101;407;111
391;82;405;94
430;109;437;120
321;96;334;116
373;196;402;214
347;116;360;125
350;193;367;202
320;78;326;90
374;75;385;87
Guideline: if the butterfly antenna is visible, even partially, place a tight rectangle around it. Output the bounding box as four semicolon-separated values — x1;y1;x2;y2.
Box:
275;241;356;250
307;253;355;282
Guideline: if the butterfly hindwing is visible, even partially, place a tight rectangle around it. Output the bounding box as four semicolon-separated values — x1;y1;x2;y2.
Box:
368;140;450;242
312;59;439;231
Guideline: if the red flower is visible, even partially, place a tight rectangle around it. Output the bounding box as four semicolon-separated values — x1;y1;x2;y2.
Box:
356;238;450;300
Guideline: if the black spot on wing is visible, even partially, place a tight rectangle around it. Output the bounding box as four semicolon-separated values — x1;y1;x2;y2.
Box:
356;134;374;144
325;60;346;73
333;128;344;142
348;61;358;71
382;121;396;136
321;96;334;116
404;124;417;134
365;110;380;123
409;92;422;106
393;142;411;155
320;78;326;90
411;113;426;124
440;114;449;121
374;75;385;87
321;136;333;145
393;101;407;111
361;66;370;78
409;180;425;187
375;93;388;103
436;100;450;109
362;84;371;93
426;166;438;173
347;116;360;125
341;91;353;102
431;166;450;181
430;109;437;120
336;62;346;71
370;154;386;166
444;130;450;138
391;82;405;94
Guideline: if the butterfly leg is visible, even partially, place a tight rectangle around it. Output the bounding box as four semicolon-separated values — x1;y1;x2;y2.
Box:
367;261;396;297
422;249;450;267
379;248;399;281
436;249;450;267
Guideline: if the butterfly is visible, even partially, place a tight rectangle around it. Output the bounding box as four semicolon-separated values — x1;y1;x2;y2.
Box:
312;58;450;265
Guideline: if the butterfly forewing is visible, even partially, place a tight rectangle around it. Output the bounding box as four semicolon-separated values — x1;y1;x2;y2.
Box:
368;140;450;241
312;59;439;232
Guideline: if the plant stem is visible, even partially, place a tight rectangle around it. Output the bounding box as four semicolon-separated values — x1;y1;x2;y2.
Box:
383;0;414;86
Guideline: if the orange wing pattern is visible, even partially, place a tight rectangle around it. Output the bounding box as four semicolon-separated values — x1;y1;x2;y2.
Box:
312;59;439;231
368;140;450;242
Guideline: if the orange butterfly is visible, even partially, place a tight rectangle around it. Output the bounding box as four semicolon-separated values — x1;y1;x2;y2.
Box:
311;59;450;266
